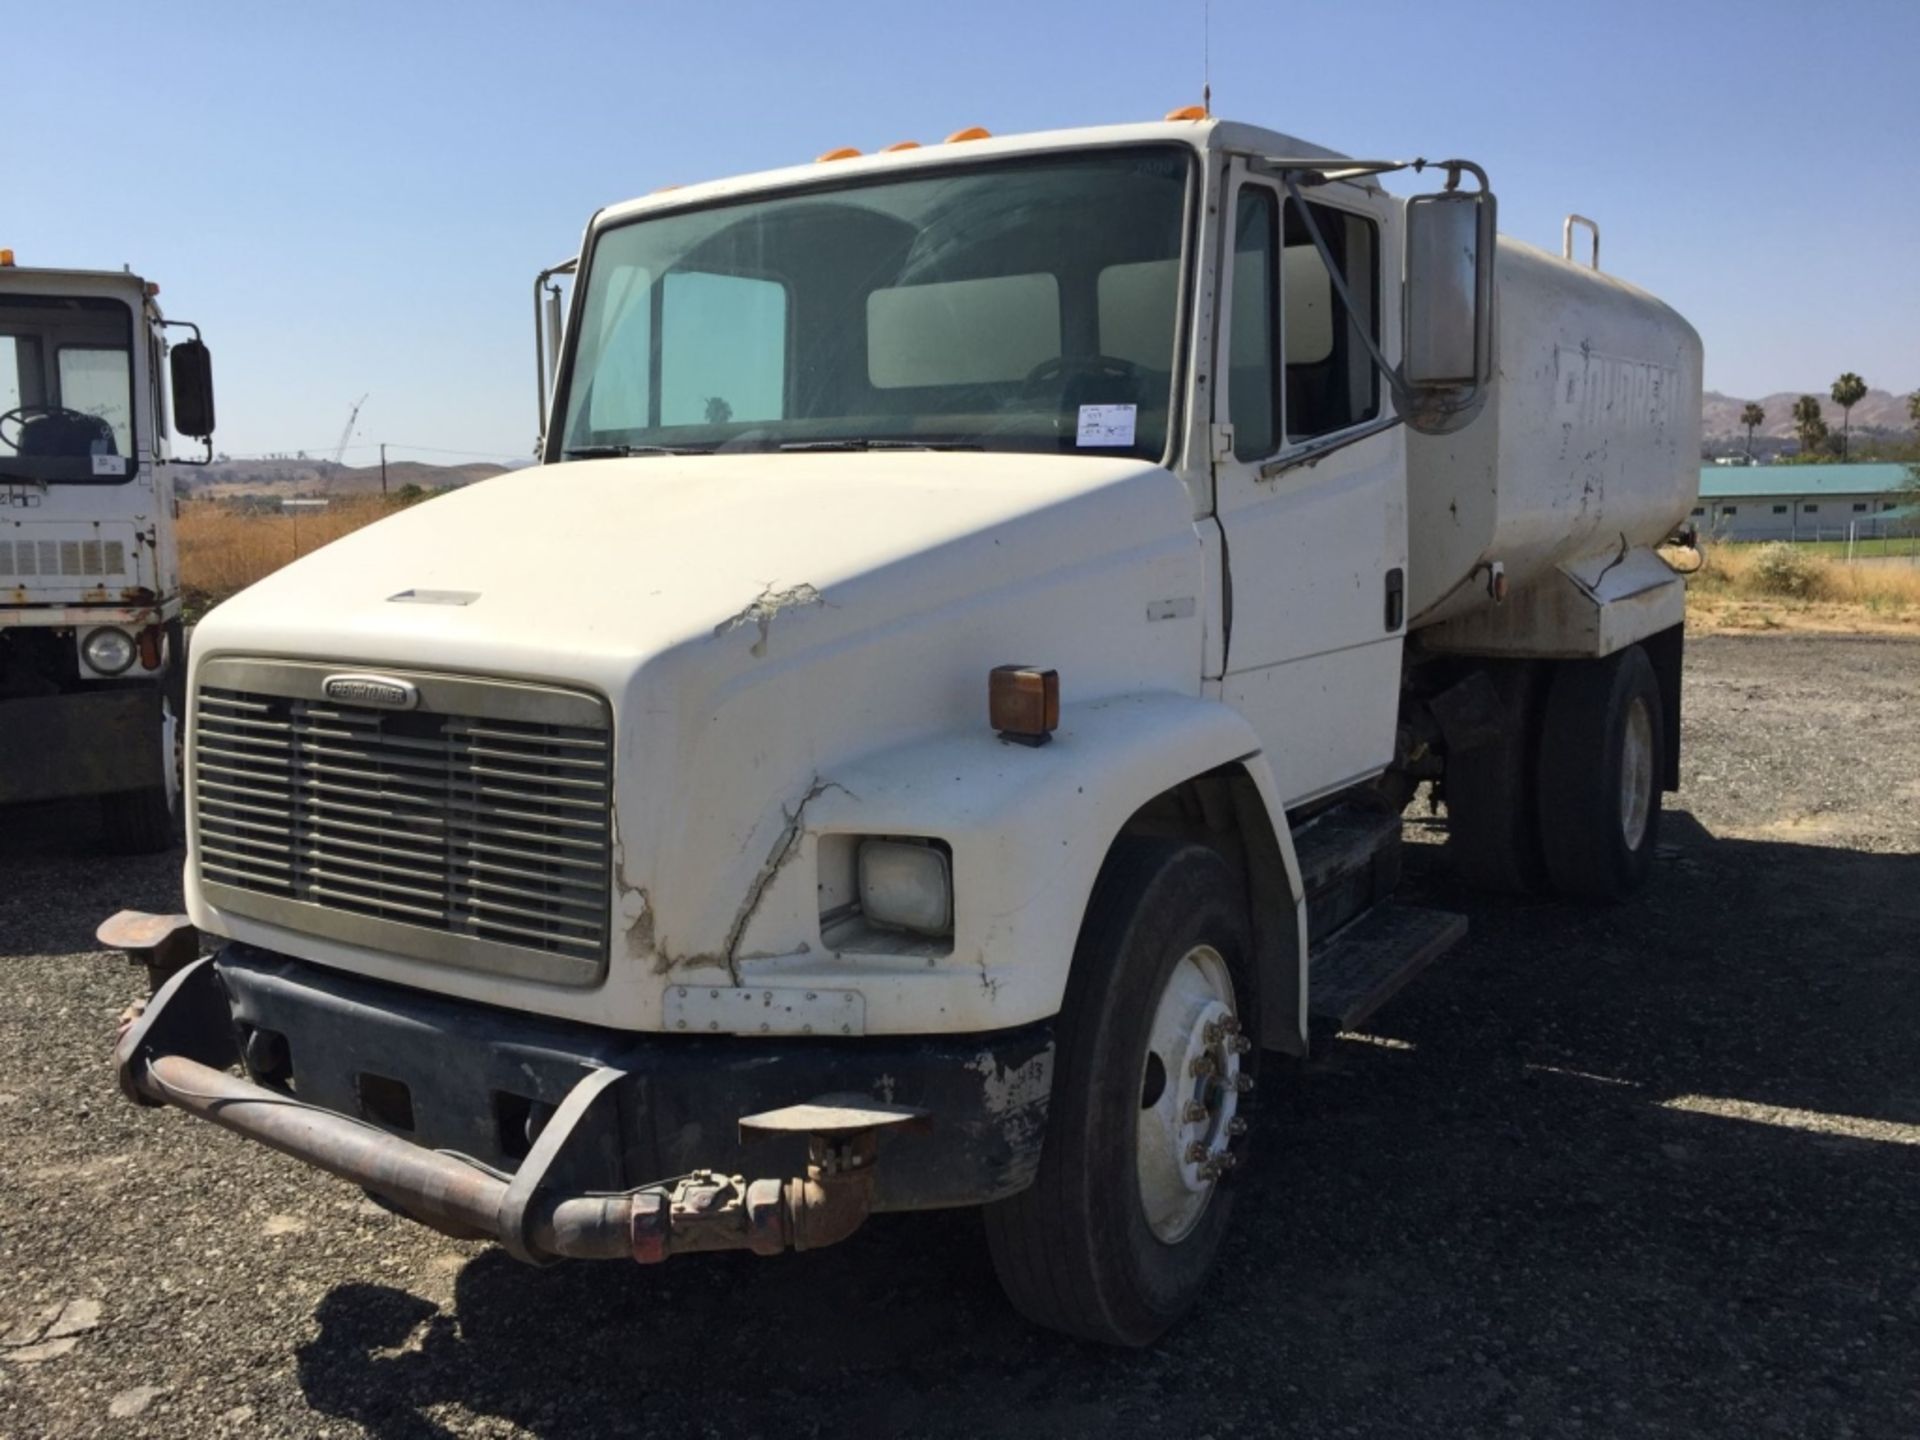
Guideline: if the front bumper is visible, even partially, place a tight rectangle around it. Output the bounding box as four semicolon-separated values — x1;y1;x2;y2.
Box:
115;943;1054;1260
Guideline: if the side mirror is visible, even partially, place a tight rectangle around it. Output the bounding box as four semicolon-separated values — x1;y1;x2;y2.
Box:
170;339;216;439
1401;177;1495;434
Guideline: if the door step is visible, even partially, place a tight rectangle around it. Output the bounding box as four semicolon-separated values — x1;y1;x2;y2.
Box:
1307;903;1466;1043
1291;802;1403;941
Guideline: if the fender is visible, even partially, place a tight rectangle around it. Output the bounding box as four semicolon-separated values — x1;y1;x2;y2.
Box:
724;690;1307;1037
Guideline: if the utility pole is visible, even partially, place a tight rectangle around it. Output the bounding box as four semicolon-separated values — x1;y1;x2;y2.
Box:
380;442;388;497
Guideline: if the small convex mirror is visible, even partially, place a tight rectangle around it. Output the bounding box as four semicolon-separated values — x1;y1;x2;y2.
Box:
169;339;216;439
1401;177;1495;434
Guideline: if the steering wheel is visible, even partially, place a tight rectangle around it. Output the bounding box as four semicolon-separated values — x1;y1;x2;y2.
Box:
0;404;107;452
1022;354;1143;393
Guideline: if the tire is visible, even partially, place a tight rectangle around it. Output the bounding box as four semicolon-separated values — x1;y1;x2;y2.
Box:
100;785;179;854
1535;646;1664;901
983;839;1257;1346
1443;663;1547;894
100;693;183;855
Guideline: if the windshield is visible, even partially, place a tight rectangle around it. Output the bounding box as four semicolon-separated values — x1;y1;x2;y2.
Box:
557;146;1192;464
0;293;137;483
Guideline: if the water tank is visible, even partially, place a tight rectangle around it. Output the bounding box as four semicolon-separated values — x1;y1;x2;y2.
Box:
1405;236;1703;628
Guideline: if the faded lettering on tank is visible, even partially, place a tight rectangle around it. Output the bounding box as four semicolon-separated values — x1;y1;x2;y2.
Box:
1554;346;1678;432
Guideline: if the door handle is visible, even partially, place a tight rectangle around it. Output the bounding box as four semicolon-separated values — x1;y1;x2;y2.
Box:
1384;568;1404;632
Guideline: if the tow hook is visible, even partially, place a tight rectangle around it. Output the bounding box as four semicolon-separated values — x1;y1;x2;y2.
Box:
98;911;199;1043
97;911;198;994
629;1100;931;1262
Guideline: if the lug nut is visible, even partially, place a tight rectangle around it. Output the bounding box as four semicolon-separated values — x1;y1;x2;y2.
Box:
1230;1035;1253;1055
1190;1055;1217;1078
1183;1101;1210;1124
1233;1073;1255;1094
1186;1141;1211;1164
1219;1015;1240;1035
1227;1116;1248;1137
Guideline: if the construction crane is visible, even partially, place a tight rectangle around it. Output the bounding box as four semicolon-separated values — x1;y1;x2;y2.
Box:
330;394;369;468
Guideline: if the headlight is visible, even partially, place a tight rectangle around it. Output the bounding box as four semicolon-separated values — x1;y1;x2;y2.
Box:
857;839;953;937
82;626;137;676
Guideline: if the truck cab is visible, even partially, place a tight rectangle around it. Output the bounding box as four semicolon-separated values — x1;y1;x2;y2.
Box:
1;256;216;849
112;116;1700;1346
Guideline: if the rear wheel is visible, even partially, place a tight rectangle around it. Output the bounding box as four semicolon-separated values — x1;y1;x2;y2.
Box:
1443;663;1547;895
983;839;1256;1346
1536;646;1664;900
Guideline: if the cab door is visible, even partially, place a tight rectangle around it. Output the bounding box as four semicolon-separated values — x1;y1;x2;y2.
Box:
1211;162;1408;807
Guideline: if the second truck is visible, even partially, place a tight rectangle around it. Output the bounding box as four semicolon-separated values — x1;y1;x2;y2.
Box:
112;113;1701;1345
1;253;216;850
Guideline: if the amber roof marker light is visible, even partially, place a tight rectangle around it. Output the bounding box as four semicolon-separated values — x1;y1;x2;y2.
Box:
989;666;1059;747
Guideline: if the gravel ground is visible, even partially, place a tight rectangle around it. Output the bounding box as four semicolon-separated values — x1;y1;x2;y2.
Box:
2;633;1917;1439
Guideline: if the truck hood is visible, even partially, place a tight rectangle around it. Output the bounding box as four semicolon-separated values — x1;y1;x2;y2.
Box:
194;451;1186;676
188;450;1209;1027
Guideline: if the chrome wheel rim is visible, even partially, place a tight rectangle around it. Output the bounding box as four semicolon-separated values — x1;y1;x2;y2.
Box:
1620;697;1653;850
1135;943;1244;1245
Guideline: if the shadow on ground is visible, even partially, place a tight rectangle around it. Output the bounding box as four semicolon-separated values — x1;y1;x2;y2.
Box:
0;798;183;959
290;809;1920;1439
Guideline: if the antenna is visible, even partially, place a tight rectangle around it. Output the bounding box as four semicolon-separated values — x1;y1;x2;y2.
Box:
1202;0;1211;115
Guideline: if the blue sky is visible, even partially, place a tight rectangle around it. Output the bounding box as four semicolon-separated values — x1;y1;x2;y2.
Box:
15;0;1918;461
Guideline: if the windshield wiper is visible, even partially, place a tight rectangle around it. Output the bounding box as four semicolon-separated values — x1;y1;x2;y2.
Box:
776;439;984;453
562;443;705;459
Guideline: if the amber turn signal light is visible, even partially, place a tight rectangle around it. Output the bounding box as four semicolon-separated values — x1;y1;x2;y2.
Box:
989;666;1058;746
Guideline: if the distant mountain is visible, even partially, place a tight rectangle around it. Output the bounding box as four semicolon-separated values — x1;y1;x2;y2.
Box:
182;457;516;498
1703;388;1915;441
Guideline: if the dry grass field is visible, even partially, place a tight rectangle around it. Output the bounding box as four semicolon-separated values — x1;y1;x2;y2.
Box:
176;497;401;616
1683;540;1920;635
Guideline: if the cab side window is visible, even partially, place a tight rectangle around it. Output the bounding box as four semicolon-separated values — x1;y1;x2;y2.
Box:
1282;198;1379;440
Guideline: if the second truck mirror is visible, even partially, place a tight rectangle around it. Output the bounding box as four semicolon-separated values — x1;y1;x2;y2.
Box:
170;340;216;439
1401;185;1495;433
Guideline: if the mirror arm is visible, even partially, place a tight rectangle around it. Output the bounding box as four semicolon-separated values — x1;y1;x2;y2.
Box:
1278;173;1412;420
534;257;578;450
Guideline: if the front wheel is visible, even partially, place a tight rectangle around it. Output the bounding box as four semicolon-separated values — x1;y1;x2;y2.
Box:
983;839;1257;1346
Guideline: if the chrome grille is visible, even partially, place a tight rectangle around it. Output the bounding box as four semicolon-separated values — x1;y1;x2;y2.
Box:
192;659;612;986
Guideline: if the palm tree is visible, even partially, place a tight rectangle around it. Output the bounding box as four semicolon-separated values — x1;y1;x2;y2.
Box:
1791;394;1828;457
1740;402;1765;458
1830;373;1867;460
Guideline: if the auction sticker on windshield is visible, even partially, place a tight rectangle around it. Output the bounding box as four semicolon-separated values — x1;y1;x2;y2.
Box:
1076;404;1137;448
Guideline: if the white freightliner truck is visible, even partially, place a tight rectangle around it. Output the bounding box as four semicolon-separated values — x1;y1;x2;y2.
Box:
1;255;217;849
111;116;1701;1345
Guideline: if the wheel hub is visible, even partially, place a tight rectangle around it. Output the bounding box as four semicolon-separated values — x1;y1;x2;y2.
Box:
1620;696;1653;849
1136;944;1250;1244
